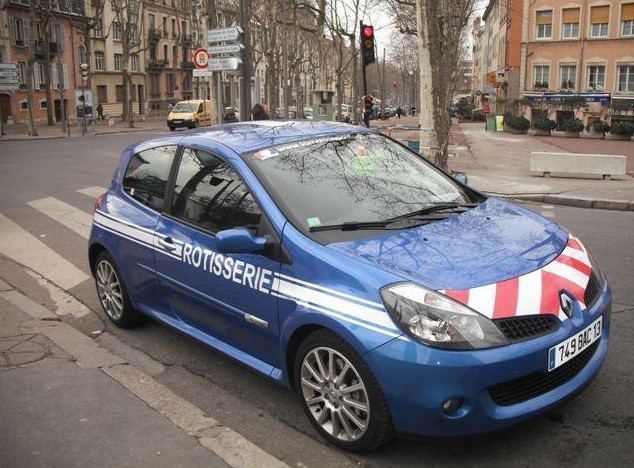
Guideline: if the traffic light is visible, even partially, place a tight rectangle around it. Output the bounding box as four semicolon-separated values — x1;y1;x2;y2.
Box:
361;24;375;65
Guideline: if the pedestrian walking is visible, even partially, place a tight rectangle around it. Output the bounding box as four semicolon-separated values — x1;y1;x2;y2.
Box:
166;101;174;113
96;103;104;121
396;107;403;119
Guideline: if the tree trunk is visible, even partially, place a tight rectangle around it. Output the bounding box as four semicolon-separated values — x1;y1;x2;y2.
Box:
416;0;439;163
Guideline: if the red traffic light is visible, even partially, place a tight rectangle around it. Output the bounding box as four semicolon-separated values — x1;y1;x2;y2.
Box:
363;26;374;38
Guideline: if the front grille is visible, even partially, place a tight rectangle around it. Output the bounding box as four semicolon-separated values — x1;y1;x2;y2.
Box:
494;315;559;343
488;340;600;406
584;271;602;310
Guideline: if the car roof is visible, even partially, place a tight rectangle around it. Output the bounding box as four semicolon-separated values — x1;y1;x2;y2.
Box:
147;120;373;155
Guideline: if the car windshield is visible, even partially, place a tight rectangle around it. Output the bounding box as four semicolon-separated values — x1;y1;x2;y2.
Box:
245;133;479;239
173;102;197;112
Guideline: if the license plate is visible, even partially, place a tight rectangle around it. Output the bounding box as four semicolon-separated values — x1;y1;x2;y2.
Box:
173;120;182;124
548;316;602;371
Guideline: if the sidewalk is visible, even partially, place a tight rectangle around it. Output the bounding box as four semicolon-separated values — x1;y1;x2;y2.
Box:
374;116;634;211
0;279;288;468
0;115;168;140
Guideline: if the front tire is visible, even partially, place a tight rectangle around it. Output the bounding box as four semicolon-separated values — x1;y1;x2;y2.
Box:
295;330;393;452
94;251;144;328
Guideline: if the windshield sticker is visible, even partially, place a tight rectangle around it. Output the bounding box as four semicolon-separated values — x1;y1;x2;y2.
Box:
273;135;351;154
354;156;374;174
254;148;279;160
307;217;322;228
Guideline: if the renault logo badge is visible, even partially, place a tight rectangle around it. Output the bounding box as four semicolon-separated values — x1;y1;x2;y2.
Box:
559;292;574;318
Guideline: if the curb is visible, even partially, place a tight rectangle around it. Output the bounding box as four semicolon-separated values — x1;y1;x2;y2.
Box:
496;193;634;211
2;278;290;468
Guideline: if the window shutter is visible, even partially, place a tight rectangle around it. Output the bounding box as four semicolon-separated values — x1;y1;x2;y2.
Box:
23;19;30;47
623;3;634;21
9;18;16;45
52;63;59;90
563;8;580;23
536;10;552;25
590;6;610;24
62;63;68;90
34;63;43;89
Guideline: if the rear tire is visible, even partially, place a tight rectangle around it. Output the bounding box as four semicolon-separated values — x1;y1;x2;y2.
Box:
168;125;175;131
94;251;144;328
294;329;394;452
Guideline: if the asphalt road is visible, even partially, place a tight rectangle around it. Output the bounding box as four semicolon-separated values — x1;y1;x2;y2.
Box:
1;131;633;467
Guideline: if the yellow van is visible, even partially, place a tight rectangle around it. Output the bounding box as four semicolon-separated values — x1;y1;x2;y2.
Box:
167;100;213;130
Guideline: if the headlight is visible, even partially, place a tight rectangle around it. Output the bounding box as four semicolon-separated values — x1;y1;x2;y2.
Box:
381;283;509;350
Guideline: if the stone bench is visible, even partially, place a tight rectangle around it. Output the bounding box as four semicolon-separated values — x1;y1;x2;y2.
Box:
530;152;627;180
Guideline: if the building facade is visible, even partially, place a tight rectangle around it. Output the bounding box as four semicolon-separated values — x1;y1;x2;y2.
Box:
519;0;634;127
1;0;87;125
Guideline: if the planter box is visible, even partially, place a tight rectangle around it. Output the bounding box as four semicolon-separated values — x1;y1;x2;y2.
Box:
564;131;581;138
533;129;551;136
586;131;605;140
609;133;633;141
508;127;528;134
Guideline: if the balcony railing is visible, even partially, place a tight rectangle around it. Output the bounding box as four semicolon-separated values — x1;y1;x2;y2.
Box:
147;59;169;69
33;40;60;57
148;28;161;42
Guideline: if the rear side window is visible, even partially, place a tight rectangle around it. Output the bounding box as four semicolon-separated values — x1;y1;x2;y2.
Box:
170;147;262;233
123;145;177;211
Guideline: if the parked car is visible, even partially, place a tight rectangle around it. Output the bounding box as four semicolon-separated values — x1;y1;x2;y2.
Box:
89;121;610;452
167;100;213;130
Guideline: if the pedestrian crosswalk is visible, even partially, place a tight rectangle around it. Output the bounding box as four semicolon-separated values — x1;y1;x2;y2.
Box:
0;186;107;291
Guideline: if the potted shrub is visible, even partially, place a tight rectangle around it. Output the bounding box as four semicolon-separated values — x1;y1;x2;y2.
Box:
609;122;634;141
587;120;610;139
505;114;530;134
533;117;556;136
561;118;584;137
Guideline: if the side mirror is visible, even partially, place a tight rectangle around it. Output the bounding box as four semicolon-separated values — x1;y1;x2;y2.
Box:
215;227;267;254
453;172;468;185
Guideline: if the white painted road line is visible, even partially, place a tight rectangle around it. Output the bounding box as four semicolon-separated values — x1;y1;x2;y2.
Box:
0;213;90;290
28;197;93;239
77;186;107;199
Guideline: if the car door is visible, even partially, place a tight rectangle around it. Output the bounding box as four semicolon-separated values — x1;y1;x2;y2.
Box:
154;146;280;371
103;144;179;313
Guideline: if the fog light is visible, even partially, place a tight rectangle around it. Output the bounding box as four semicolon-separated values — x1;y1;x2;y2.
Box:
442;397;463;415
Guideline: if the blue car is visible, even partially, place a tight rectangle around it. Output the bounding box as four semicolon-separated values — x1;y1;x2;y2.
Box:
88;121;610;452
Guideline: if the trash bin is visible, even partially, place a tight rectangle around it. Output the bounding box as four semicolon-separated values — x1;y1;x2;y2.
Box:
407;140;420;153
486;117;496;132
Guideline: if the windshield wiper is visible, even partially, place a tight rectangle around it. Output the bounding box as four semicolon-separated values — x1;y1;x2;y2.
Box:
309;203;480;233
309;220;391;233
387;202;479;222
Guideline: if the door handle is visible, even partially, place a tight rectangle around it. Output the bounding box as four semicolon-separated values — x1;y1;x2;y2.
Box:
157;237;177;251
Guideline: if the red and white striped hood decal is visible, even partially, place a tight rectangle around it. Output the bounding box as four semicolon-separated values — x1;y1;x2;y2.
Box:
439;236;592;321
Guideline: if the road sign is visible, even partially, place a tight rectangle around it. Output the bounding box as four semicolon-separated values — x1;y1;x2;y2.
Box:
193;48;209;69
0;63;18;70
0;83;19;91
207;27;243;44
207;57;242;71
208;44;244;55
192;69;213;77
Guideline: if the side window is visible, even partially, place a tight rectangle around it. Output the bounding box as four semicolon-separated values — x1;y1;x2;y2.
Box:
171;148;262;233
123;145;177;211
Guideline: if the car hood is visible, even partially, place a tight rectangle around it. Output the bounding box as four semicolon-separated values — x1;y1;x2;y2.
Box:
327;198;569;291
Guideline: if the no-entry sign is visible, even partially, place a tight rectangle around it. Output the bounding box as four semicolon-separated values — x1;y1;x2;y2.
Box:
193;48;209;69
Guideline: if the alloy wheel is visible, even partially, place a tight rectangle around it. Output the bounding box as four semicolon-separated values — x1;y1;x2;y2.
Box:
300;347;370;442
96;260;124;321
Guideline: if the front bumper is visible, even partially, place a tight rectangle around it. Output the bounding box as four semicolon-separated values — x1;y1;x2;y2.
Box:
365;280;612;436
168;119;194;127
